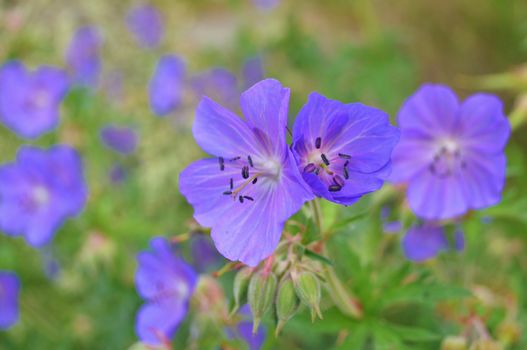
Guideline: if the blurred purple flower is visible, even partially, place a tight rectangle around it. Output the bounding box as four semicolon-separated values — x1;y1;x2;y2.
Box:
252;0;280;11
149;55;185;116
65;26;102;88
0;271;20;330
402;225;449;262
135;237;198;346
236;305;266;350
242;57;265;90
191;68;239;110
190;235;222;273
391;84;510;220
100;125;138;155
291;93;399;205
109;163;128;184
0;145;88;247
0;61;68;139
381;206;402;234
126;4;164;49
179;79;313;266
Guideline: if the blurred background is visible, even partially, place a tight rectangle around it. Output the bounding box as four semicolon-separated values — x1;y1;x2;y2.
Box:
1;0;527;349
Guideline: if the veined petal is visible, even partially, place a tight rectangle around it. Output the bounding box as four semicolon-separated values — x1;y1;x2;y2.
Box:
390;131;436;183
397;84;460;137
240;79;290;157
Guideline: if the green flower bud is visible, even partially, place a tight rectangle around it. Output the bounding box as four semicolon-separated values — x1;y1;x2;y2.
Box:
230;267;253;316
293;271;322;322
275;277;300;336
248;270;277;333
441;336;468;350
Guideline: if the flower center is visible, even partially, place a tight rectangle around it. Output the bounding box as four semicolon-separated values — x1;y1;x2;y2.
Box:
33;185;50;206
302;136;349;193
429;138;466;178
218;154;282;203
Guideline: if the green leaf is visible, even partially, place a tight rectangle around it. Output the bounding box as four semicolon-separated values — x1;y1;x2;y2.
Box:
304;248;334;266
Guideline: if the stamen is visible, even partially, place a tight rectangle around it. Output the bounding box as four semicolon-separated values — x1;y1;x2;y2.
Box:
252;178;258;184
343;167;349;180
321;154;330;166
328;184;342;192
223;191;232;195
230;178;234;190
248;156;254;168
303;163;317;173
230;156;241;161
239;196;244;203
243;196;254;201
242;166;250;179
314;168;320;175
315;137;321;149
219;157;225;171
338;153;351;159
333;175;345;188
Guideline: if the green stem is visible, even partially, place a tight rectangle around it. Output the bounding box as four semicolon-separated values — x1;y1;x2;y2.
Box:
309;199;363;319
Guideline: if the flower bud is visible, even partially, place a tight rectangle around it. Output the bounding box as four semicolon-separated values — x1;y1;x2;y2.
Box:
469;340;502;350
440;336;468;350
275;277;300;336
293;271;322;321
230;267;253;316
248;270;277;333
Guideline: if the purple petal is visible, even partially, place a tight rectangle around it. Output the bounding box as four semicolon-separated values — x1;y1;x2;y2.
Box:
389;132;436;183
252;0;280;10
190;235;223;273
100;125;138;155
402;225;449;262
126;5;164;49
65;26;102;88
135;300;187;346
191;68;239;110
149;55;185;116
397;84;460;137
238;321;266;350
0;271;20;329
240;79;290;158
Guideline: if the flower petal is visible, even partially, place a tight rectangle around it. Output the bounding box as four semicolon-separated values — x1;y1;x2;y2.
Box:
402;225;448;262
0;272;20;329
135;300;186;346
389;131;436;183
149;55;185;116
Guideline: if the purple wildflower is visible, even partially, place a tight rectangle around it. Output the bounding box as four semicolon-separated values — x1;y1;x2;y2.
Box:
126;4;164;49
291;93;399;205
402;225;449;262
109;163;128;184
149;55;185;116
0;145;87;247
391;84;510;220
252;0;281;11
237;305;266;350
242;57;265;90
191;68;239;110
0;271;20;330
179;79;314;266
135;237;198;346
190;235;223;273
0;61;68;139
65;26;102;88
100;125;138;155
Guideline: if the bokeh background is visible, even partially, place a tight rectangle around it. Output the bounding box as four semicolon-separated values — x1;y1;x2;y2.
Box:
1;0;527;349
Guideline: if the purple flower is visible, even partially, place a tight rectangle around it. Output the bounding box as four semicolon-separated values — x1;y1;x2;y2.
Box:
190;235;223;273
236;305;266;350
65;26;102;88
242;57;265;90
0;61;68;139
291;93;399;205
402;225;449;262
0;271;20;330
100;125;138;155
191;68;239;110
252;0;280;11
135;237;198;346
179;79;314;267
391;84;510;220
109;163;128;184
126;4;164;49
0;145;87;247
149;55;185;116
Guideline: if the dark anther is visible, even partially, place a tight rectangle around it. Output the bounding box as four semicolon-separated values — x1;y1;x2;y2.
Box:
328;184;342;192
321;154;330;166
219;157;225;171
230;178;234;190
230;156;241;161
223;191;232;195
333;175;345;187
252;178;258;184
343;167;349;180
338;153;351;159
239;196;244;203
315;137;321;149
243;196;254;201
248;156;254;168
314;168;320;175
303;163;317;173
242;166;250;179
